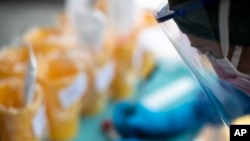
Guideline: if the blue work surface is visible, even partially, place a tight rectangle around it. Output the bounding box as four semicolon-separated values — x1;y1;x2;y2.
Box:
75;61;202;141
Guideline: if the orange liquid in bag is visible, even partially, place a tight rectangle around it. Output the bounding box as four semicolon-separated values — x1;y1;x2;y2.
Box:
37;52;87;141
24;27;76;57
81;51;114;116
0;78;45;141
110;35;138;100
0;46;29;79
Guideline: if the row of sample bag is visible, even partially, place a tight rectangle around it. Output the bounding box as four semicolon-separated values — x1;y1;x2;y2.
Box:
0;0;157;140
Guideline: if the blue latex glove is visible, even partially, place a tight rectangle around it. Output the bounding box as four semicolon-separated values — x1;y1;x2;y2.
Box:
113;93;221;140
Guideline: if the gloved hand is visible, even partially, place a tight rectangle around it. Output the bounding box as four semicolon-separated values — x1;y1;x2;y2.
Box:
113;99;208;140
114;102;170;139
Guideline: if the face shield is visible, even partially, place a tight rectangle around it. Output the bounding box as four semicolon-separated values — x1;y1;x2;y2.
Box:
155;0;250;126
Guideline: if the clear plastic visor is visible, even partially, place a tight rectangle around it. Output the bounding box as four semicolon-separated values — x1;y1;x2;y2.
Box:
155;0;250;126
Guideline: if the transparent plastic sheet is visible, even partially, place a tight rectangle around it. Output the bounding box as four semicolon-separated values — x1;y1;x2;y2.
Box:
65;0;107;47
107;0;136;37
155;0;250;127
65;0;96;28
74;9;107;50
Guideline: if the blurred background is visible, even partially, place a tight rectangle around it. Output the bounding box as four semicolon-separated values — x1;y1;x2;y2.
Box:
0;0;230;141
